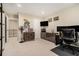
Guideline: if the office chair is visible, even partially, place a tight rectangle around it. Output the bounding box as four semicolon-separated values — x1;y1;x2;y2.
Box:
62;29;76;44
61;29;79;55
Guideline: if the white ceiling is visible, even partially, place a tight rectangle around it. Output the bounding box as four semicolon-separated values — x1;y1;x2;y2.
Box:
3;3;76;18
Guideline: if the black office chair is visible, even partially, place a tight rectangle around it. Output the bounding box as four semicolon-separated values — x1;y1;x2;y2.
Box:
62;29;76;44
61;29;79;55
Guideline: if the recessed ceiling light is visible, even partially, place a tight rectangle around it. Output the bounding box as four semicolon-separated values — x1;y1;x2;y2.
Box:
17;4;22;7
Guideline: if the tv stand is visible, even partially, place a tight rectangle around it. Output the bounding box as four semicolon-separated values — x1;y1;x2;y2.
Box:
23;32;35;41
41;32;55;43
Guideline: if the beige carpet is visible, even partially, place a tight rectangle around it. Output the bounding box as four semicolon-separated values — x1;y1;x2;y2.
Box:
3;38;58;56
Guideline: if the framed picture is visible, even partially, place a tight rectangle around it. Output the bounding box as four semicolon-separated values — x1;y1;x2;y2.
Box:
53;16;59;21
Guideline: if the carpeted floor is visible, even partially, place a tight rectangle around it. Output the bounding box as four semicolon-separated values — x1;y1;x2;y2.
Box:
3;38;58;56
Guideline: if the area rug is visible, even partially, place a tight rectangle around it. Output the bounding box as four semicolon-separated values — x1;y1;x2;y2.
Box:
51;46;78;56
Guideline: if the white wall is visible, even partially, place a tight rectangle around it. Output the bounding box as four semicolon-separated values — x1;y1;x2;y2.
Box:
46;5;79;33
18;13;41;40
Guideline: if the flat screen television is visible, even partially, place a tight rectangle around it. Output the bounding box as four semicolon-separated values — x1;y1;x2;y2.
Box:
40;21;48;26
